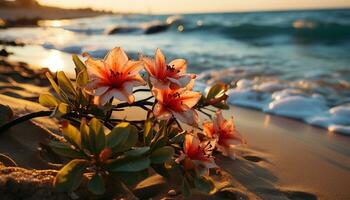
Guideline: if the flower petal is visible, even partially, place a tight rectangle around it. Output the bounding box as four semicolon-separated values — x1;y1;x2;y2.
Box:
95;89;116;105
84;79;101;91
167;75;191;88
155;48;166;77
142;56;156;76
124;60;144;76
122;82;135;104
179;91;202;109
151;88;164;103
172;109;198;125
85;57;107;79
150;77;169;89
93;86;109;96
184;134;200;156
215;110;225;126
105;47;129;72
130;74;146;87
168;59;187;74
203;122;215;138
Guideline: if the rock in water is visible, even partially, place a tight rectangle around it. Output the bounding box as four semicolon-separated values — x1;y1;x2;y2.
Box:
107;26;143;35
144;24;169;34
0;49;11;57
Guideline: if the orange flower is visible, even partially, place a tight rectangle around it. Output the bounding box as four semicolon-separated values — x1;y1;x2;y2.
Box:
84;47;146;105
176;134;217;175
142;48;195;89
152;87;201;125
203;110;245;159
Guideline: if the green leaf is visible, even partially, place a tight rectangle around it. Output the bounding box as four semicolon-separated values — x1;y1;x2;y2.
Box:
207;83;227;99
52;103;69;117
143;117;153;145
80;118;91;151
151;164;170;178
125;147;150;157
120;125;138;150
194;176;215;194
76;69;89;87
54;159;89;192
182;178;192;198
57;71;77;99
72;54;86;74
62;122;81;149
112;170;149;186
39;94;59;107
151;133;167;151
87;173;105;195
49;141;85;159
107;156;150;172
213;102;229;110
45;72;61;96
106;122;131;149
111;124;139;153
150;146;174;164
150;122;167;150
76;89;91;107
89;118;106;154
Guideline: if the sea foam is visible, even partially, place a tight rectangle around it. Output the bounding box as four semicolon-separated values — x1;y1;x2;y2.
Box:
198;77;350;135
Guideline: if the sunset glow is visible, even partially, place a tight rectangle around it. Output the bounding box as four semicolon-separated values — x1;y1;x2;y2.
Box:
37;0;350;14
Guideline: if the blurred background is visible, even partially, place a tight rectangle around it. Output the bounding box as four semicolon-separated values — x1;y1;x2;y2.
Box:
1;0;350;133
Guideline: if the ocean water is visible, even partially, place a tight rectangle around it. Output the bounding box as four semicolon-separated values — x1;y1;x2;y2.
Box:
1;9;350;134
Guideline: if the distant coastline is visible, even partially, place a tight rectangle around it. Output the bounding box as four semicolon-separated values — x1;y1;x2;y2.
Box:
0;1;115;27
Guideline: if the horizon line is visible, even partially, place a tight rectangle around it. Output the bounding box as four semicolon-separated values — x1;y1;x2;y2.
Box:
37;3;350;15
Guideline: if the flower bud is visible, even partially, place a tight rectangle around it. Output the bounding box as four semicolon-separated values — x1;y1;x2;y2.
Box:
99;147;112;162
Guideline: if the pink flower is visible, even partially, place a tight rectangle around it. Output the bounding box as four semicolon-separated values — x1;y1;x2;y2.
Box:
142;48;195;89
203;110;245;159
84;47;146;105
152;87;201;125
176;134;217;175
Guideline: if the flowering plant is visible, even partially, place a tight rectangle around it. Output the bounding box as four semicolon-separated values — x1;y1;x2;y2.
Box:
1;47;245;198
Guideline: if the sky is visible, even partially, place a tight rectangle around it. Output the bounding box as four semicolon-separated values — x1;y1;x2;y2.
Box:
37;0;350;14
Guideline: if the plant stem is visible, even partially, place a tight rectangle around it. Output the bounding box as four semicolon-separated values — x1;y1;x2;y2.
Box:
202;107;217;113
112;96;153;110
133;88;151;93
109;119;146;123
198;109;212;119
0;110;52;134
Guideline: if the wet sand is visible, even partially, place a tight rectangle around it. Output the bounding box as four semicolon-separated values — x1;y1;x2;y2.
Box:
227;106;350;199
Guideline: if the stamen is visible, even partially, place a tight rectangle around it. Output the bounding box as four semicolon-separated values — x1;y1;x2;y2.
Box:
166;64;176;72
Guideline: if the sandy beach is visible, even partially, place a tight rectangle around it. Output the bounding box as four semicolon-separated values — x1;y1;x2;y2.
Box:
0;58;349;199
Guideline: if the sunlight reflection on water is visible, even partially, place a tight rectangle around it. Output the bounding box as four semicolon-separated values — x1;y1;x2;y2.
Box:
41;50;65;72
5;45;75;76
